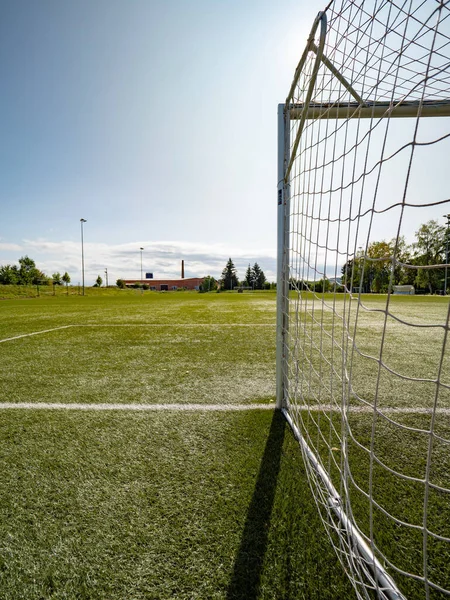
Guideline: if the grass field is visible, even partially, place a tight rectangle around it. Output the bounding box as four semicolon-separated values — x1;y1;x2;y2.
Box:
0;290;354;600
1;289;449;599
286;292;450;599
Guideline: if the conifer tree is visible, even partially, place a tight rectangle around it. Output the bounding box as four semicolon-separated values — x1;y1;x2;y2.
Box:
221;258;239;290
252;262;266;289
244;264;253;287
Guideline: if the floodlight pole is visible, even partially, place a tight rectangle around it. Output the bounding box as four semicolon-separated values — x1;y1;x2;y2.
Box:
80;219;87;296
444;215;450;295
105;268;108;288
140;247;144;283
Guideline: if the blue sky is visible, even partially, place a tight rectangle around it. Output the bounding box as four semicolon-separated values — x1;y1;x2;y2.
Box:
0;0;320;284
2;0;448;287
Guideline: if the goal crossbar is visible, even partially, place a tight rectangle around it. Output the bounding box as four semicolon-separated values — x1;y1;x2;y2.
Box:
287;99;450;121
283;99;450;181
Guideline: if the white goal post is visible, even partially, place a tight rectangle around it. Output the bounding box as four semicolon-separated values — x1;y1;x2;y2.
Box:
277;2;450;599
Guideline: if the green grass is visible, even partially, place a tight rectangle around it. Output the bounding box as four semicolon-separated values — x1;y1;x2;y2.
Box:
0;291;354;599
1;290;449;598
1;292;276;405
289;292;450;409
287;291;450;598
0;409;354;600
2;324;275;405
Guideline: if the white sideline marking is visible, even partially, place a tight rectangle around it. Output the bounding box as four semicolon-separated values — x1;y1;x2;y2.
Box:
293;406;450;415
0;325;74;343
0;403;449;414
0;402;277;411
79;323;275;327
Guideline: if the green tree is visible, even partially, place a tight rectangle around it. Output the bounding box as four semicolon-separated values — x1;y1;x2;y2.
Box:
341;247;365;292
341;258;356;291
52;272;62;285
62;272;71;295
18;256;42;285
95;275;103;287
413;220;445;293
391;236;414;286
221;258;239;290
366;241;392;293
0;264;19;284
116;279;126;289
244;264;253;287
200;276;217;292
252;262;266;290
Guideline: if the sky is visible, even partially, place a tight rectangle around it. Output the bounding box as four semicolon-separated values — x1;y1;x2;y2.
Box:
1;1;448;288
0;0;323;285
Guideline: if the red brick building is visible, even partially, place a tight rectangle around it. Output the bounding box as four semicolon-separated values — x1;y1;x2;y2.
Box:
124;277;204;291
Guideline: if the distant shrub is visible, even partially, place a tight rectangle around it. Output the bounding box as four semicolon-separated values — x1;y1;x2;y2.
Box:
116;279;126;289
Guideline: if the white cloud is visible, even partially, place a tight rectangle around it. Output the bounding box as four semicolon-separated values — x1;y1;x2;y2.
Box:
10;238;278;285
0;242;23;251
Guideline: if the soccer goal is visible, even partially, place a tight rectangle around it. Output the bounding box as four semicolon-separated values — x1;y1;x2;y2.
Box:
277;2;450;598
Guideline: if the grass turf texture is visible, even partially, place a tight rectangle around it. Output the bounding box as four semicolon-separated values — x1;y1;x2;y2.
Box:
288;293;450;410
304;410;450;599
1;290;449;597
0;409;354;600
1;292;276;405
286;291;450;598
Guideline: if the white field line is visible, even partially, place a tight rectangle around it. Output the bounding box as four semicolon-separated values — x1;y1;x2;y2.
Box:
0;323;275;344
0;325;74;343
79;323;275;327
0;402;276;411
291;405;450;414
0;403;449;414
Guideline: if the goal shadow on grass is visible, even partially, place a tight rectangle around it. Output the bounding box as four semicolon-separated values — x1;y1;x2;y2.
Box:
226;409;286;600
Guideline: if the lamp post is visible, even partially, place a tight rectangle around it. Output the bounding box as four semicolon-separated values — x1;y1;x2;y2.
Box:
105;268;108;288
80;219;87;296
444;214;450;295
140;247;144;283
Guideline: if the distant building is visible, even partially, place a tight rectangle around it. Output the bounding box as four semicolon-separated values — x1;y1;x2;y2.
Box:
124;277;204;291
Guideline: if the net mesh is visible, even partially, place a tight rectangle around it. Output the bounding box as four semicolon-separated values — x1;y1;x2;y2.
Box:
280;1;450;598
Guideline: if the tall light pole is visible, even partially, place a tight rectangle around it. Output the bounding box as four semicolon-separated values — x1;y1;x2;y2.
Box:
140;247;144;282
80;219;87;296
444;214;450;295
105;268;108;288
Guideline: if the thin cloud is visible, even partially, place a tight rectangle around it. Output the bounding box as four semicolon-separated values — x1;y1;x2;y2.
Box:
0;242;23;251
3;238;278;285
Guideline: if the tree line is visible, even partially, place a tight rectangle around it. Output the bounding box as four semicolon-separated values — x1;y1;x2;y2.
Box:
0;255;271;293
4;221;446;295
0;256;71;288
0;256;110;289
339;219;449;294
200;258;271;292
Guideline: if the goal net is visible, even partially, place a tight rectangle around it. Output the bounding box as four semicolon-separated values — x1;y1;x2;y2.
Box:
277;2;450;598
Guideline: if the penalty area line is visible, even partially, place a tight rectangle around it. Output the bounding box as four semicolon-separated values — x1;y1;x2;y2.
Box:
0;402;277;411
